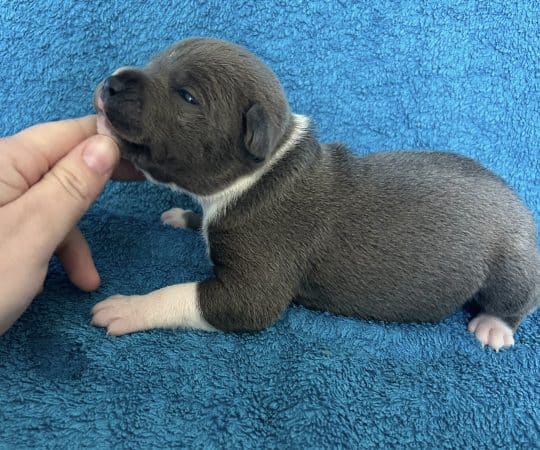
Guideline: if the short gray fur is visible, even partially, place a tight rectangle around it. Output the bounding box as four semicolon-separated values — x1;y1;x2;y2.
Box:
96;37;539;332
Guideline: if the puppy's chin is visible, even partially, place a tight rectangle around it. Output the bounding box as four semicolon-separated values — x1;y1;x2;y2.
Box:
95;119;151;170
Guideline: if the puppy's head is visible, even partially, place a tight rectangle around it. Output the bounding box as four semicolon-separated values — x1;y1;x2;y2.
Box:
94;38;291;195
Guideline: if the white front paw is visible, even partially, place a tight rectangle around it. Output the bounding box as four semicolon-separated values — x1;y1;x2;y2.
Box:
91;294;154;336
161;207;191;228
91;283;214;336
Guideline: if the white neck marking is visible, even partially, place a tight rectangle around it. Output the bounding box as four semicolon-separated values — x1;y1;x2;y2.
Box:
200;113;309;225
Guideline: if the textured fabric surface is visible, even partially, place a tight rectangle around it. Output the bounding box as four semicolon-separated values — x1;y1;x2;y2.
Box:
0;1;539;448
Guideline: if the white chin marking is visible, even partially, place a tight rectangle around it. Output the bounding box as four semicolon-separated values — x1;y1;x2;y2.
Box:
468;313;515;352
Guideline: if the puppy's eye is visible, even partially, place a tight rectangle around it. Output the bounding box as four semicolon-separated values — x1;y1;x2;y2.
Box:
176;88;198;105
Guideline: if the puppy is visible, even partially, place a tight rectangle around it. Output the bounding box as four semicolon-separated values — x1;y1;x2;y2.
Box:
92;37;539;351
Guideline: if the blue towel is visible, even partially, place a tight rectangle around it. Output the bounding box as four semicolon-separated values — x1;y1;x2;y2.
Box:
1;1;538;448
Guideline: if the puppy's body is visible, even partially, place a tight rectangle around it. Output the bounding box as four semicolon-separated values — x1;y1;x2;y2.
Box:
92;38;539;350
201;129;538;331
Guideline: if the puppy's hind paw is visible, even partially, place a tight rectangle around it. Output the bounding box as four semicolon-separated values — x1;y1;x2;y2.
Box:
468;313;515;352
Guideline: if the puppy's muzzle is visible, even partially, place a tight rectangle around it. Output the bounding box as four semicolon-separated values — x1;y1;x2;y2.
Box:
99;70;145;139
103;75;129;97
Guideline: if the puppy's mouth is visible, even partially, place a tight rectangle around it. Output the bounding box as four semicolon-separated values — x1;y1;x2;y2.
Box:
93;84;150;165
94;96;115;140
93;85;131;143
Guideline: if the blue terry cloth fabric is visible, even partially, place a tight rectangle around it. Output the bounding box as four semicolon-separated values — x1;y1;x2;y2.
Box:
0;1;538;448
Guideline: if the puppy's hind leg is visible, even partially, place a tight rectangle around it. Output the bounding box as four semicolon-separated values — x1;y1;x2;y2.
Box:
468;249;539;351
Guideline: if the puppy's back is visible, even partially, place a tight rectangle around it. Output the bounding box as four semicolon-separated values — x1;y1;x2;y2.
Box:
297;147;538;322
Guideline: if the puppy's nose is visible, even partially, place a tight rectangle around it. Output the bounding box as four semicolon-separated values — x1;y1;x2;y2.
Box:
103;76;127;96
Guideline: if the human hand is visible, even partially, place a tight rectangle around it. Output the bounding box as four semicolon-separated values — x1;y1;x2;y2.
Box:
0;115;142;335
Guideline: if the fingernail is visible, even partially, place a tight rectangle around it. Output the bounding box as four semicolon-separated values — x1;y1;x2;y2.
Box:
82;136;119;175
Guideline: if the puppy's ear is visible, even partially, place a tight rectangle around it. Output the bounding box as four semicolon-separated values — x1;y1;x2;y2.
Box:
243;103;279;163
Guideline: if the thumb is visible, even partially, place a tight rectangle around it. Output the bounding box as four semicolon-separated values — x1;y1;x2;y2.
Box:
17;134;119;253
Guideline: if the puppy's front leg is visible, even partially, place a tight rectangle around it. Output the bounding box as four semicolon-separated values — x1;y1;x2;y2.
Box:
92;273;292;335
91;283;216;336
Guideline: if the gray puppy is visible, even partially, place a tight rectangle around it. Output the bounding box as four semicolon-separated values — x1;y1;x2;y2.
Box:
92;37;539;351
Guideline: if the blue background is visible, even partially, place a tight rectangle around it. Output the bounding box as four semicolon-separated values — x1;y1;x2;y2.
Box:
0;1;538;448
